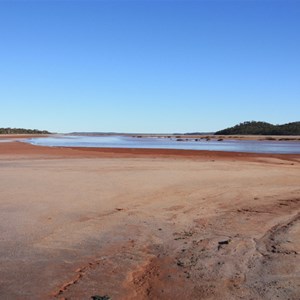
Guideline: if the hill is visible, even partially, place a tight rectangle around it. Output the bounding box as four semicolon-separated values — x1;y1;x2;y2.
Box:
215;121;300;135
0;127;51;134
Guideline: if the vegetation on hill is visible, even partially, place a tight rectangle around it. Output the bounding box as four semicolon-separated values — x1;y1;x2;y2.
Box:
0;127;51;134
215;121;300;135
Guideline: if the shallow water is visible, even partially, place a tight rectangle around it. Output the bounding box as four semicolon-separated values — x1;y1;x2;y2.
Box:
24;135;300;154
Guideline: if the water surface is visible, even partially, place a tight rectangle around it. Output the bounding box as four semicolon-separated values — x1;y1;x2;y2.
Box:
25;135;300;154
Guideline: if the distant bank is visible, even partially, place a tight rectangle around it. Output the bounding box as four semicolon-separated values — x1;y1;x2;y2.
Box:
214;121;300;136
0;127;51;134
1;120;300;136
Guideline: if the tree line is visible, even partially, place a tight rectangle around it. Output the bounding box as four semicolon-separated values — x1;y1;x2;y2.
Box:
0;127;51;134
215;121;300;135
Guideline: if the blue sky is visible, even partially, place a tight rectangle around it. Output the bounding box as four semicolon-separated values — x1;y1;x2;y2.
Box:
1;0;299;133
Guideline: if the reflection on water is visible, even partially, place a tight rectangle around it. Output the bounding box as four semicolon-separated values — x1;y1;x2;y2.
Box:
25;135;300;154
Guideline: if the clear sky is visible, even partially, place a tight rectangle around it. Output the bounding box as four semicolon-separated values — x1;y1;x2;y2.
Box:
1;0;299;133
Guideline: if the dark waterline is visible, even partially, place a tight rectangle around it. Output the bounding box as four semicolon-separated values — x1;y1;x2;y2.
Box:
24;135;300;154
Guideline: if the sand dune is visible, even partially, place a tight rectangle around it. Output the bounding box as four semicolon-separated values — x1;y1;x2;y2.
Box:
0;142;299;299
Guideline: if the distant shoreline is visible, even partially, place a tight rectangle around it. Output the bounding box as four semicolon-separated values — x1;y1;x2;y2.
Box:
0;134;51;139
67;133;300;142
1;133;300;143
1;132;300;142
130;134;300;142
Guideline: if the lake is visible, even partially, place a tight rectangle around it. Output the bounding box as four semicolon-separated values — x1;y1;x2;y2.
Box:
24;135;300;154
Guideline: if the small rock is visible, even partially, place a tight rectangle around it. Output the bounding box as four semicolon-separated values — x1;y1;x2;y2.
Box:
218;239;230;245
91;296;110;300
218;239;231;250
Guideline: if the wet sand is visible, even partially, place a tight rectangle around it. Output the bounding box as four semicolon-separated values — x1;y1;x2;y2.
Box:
0;142;299;299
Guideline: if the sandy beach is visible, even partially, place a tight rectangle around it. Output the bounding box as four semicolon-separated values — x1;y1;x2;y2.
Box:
0;141;299;299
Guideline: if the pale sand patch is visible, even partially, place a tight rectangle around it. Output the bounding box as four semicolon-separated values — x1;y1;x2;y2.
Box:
0;142;299;299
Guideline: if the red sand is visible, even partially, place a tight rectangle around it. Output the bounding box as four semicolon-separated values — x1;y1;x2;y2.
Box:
0;142;299;299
